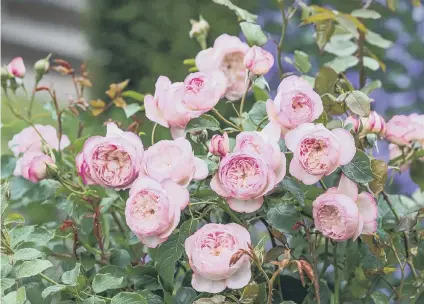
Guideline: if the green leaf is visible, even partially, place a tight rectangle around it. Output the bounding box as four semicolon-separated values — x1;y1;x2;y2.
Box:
9;176;34;201
193;296;226;304
348;267;369;299
351;9;381;19
264;246;287;263
185;114;220;133
1;155;16;179
339;91;371;117
240;282;259;304
124;104;143;118
92;265;126;293
369;159;388;195
315;20;335;50
365;30;393;49
72;135;89;154
387;0;397;11
371;290;389;303
41;285;66;299
9;225;34;248
155;235;184;289
363;57;379;71
1;254;13;278
16;259;53;279
13;248;43;261
273;177;305;205
411;160;424;190
212;0;257;22
127;265;161;291
361;80;381;95
111;292;148;304
314;67;338;95
395;213;417;232
179;219;200;246
248;101;268;126
4;213;25;226
240;22;267;46
252;86;270;101
110;249;131;267
341;149;373;184
325;56;358;73
3;286;26;304
83;297;107;304
122;90;145;102
267;203;300;234
1;278;15;294
293;50;311;73
138;290;164;304
324;39;357;57
62;263;81;286
173;287;197;304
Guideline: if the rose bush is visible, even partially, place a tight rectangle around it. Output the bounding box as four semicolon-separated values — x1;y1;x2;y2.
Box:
2;2;424;304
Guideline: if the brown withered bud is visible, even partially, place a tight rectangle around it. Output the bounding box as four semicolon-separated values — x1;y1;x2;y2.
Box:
52;66;74;75
35;86;51;92
54;59;72;70
293;261;306;286
59;219;74;231
271;258;290;269
229;249;248;267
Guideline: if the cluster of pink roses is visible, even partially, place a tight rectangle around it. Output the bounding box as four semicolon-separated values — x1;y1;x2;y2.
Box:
9;125;70;183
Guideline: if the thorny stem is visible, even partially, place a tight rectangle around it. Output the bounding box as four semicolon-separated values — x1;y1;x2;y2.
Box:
277;0;287;78
268;268;282;304
333;242;340;304
238;79;252;125
211;108;242;131
389;235;404;302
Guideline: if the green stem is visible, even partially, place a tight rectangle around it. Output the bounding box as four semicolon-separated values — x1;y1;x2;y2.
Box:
238;79;252;124
319;237;330;278
39;273;59;285
218;200;243;226
319;180;327;191
211;108;242;131
358;30;366;88
151;123;158;145
333;242;340;304
277;0;287;78
28;79;41;119
389;235;404;301
256;116;268;131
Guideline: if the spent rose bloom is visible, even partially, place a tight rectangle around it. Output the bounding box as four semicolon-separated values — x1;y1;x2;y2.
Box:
125;176;189;248
141;138;208;187
8;124;70;157
345;111;386;137
7;57;26;78
76;122;144;190
313;174;377;241
189;16;210;39
243;46;274;75
285;123;356;185
14;151;55;183
196;34;250;101
266;76;323;135
211;123;286;213
385;114;424;145
185;223;251;293
209;133;230;157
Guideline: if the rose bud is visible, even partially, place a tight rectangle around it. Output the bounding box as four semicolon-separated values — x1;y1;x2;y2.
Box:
189;16;210;50
243;46;274;76
345;111;386;137
185;223;252;293
7;57;26;78
14;151;55;183
266;76;323;135
313;174;377;241
209;133;229;157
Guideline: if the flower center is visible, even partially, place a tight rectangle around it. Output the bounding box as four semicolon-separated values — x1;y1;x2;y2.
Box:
225;157;261;189
92;145;132;185
186;77;205;94
299;137;329;174
220;52;245;92
130;190;160;220
318;204;345;235
201;231;236;256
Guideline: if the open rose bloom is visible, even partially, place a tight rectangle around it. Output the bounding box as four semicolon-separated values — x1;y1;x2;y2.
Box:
76;122;144;190
313;174;377;241
125;177;189;248
385;114;424;146
196;34;249;101
285;123;356;185
185;223;251;293
266;76;323;135
211;123;286;213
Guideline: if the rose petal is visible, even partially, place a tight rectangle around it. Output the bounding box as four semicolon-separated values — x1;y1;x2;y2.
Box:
227;197;264;213
356;192;378;222
331;128;356;165
285;123;316;152
225;260;251;289
210;174;230;197
170;126;186;139
289;158;323;185
161;179;189;210
191;273;226;293
144;95;169;128
337;174;358;201
193;157;208;180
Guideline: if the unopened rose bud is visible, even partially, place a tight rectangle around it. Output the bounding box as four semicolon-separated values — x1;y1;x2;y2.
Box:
209;132;229;157
345;111;386;138
34;54;51;82
243;46;274;75
7;57;26;78
189;16;209;49
190;129;208;144
18;151;56;183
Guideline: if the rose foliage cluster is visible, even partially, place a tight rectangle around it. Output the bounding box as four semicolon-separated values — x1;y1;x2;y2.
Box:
1;2;424;304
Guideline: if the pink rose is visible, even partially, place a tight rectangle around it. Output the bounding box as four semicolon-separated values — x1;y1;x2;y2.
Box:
179;72;225;117
141;138;208;187
345;111;386;137
7;57;26;78
196;34;250;101
266;76;323;135
385;114;424;145
243;46;274;75
8;125;70;157
185;223;251;293
125;177;189;248
285;123;356;185
144;76;191;139
14;151;55;183
313;174;377;241
76;122;144;190
209;133;230;157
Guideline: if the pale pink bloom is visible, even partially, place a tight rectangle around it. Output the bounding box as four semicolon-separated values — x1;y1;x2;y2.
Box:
313;174;377;241
209;133;230;157
14;151;55;183
385;114;424;145
125;176;189;248
345;111;386;137
285;123;356;185
144;76;191;139
141;138;208;187
76;122;144;190
196;34;250;101
243;46;274;75
7;57;26;78
185;223;251;293
211;123;285;213
389;143;424;172
266;76;323;135
179;72;226;118
8;125;70;157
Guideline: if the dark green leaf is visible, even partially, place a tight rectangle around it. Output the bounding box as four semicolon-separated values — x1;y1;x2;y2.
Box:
127;265;161;291
273;177;305;205
174;287;197;304
315;20;335;50
248;101;268;126
179;219;200;246
41;285;66;299
185;115;220;133
267;203;300;234
155;236;184;289
240;22;267;46
240;282;259;304
411;160;424;190
293;50;311;73
16;259;53;279
92;265;126;293
111;292;148;304
212;0;257;22
110;249;131;267
138;290;164;304
72;135;89;154
341;149;373;184
264;246;287;263
61;263;81;286
1;155;16;179
348;267;369;299
13;248;43;261
83;297;107;304
371;290;389;303
252;86;270;101
314;67;338;95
